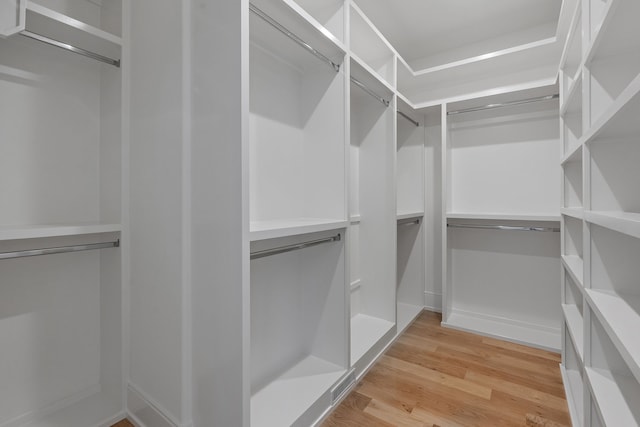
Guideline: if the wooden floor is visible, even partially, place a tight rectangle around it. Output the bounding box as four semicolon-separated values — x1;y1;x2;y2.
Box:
111;420;134;427
322;311;570;427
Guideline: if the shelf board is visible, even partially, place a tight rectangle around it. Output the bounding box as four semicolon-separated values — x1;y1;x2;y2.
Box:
250;218;347;241
585;0;640;65
584;211;640;240
447;212;560;222
349;215;361;225
582;73;640;143
25;391;123;427
585;289;640;383
350;313;395;366
560;365;584;427
585;367;640;427
251;355;345;427
396;211;424;221
350;54;395;98
24;1;121;62
562;255;584;287
0;223;121;241
397;302;422;336
561;208;584;220
562;304;584;363
561;143;582;165
560;74;582;117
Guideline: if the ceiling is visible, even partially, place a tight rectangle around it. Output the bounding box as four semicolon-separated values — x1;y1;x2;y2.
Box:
353;0;563;70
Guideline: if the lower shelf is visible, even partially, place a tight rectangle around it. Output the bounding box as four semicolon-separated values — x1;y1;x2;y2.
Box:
443;310;561;351
350;314;395;366
586;367;640;427
560;365;584;427
19;391;122;427
396;303;422;335
562;304;584;362
250;356;345;427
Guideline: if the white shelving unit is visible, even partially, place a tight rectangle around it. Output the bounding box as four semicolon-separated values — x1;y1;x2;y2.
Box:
442;85;562;351
559;0;640;425
0;0;126;426
349;53;396;377
396;99;425;334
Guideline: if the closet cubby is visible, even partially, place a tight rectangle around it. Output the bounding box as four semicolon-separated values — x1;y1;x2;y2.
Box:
584;0;640;127
249;2;347;241
563;215;584;287
349;59;396;374
396;100;425;333
562;325;585;427
561;75;583;156
560;4;582;93
562;150;583;210
250;230;348;427
586;314;640;426
0;0;124;425
562;272;584;362
349;4;395;89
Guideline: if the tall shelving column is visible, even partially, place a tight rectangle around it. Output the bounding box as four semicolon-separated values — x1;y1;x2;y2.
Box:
560;0;640;425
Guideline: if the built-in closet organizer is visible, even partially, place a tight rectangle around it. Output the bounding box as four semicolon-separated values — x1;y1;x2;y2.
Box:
0;1;125;426
248;2;349;426
441;85;562;351
348;57;396;377
559;0;640;425
395;99;426;334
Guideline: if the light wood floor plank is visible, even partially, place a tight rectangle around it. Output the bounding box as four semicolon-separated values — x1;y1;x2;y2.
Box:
322;311;570;427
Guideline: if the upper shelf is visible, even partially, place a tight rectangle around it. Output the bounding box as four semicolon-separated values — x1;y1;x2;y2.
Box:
0;223;121;241
250;218;348;241
585;0;640;65
2;1;123;66
447;212;560;222
584;211;640;240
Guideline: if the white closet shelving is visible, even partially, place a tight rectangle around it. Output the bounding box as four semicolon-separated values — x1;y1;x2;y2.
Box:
248;2;349;425
349;54;396;376
559;0;640;425
0;0;126;426
395;99;425;334
442;85;562;351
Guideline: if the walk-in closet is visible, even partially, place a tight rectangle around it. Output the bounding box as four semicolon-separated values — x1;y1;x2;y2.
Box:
1;0;638;426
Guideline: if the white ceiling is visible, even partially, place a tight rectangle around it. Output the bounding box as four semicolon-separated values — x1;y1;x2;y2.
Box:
353;0;563;69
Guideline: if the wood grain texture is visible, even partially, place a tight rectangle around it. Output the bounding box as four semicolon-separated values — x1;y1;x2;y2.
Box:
111;420;135;427
322;311;570;427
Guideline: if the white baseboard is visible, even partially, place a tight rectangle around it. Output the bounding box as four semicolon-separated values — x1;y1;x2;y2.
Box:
127;383;190;427
424;291;442;312
443;309;561;351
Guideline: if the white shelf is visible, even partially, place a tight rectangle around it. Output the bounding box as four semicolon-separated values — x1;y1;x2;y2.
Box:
444;310;561;351
561;142;582;165
396;303;422;335
562;304;584;363
585;0;640;65
250;355;345;427
561;208;584;220
560;74;582;117
22;391;122;427
447;212;560;222
585;367;640;427
585;211;640;240
396;211;424;221
350;314;395;366
560;366;584;427
250;219;347;241
586;289;640;383
562;255;584;287
582;73;640;143
0;223;121;241
349;215;361;225
23;1;121;62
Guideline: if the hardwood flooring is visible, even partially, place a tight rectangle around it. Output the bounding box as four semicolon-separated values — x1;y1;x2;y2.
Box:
321;311;570;427
111;311;568;427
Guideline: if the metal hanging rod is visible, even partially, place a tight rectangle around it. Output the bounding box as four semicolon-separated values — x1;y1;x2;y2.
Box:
397;111;419;127
251;233;341;260
0;240;120;261
20;30;120;67
399;218;421;226
447;224;560;232
249;3;340;72
447;94;559;116
350;76;389;107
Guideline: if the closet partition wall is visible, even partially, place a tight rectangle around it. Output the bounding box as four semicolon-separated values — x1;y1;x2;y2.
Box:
442;86;562;351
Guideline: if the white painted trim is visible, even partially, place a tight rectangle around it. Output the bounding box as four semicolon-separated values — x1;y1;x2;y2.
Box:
0;385;101;427
424;291;442;313
560;365;584;427
127;383;185;427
